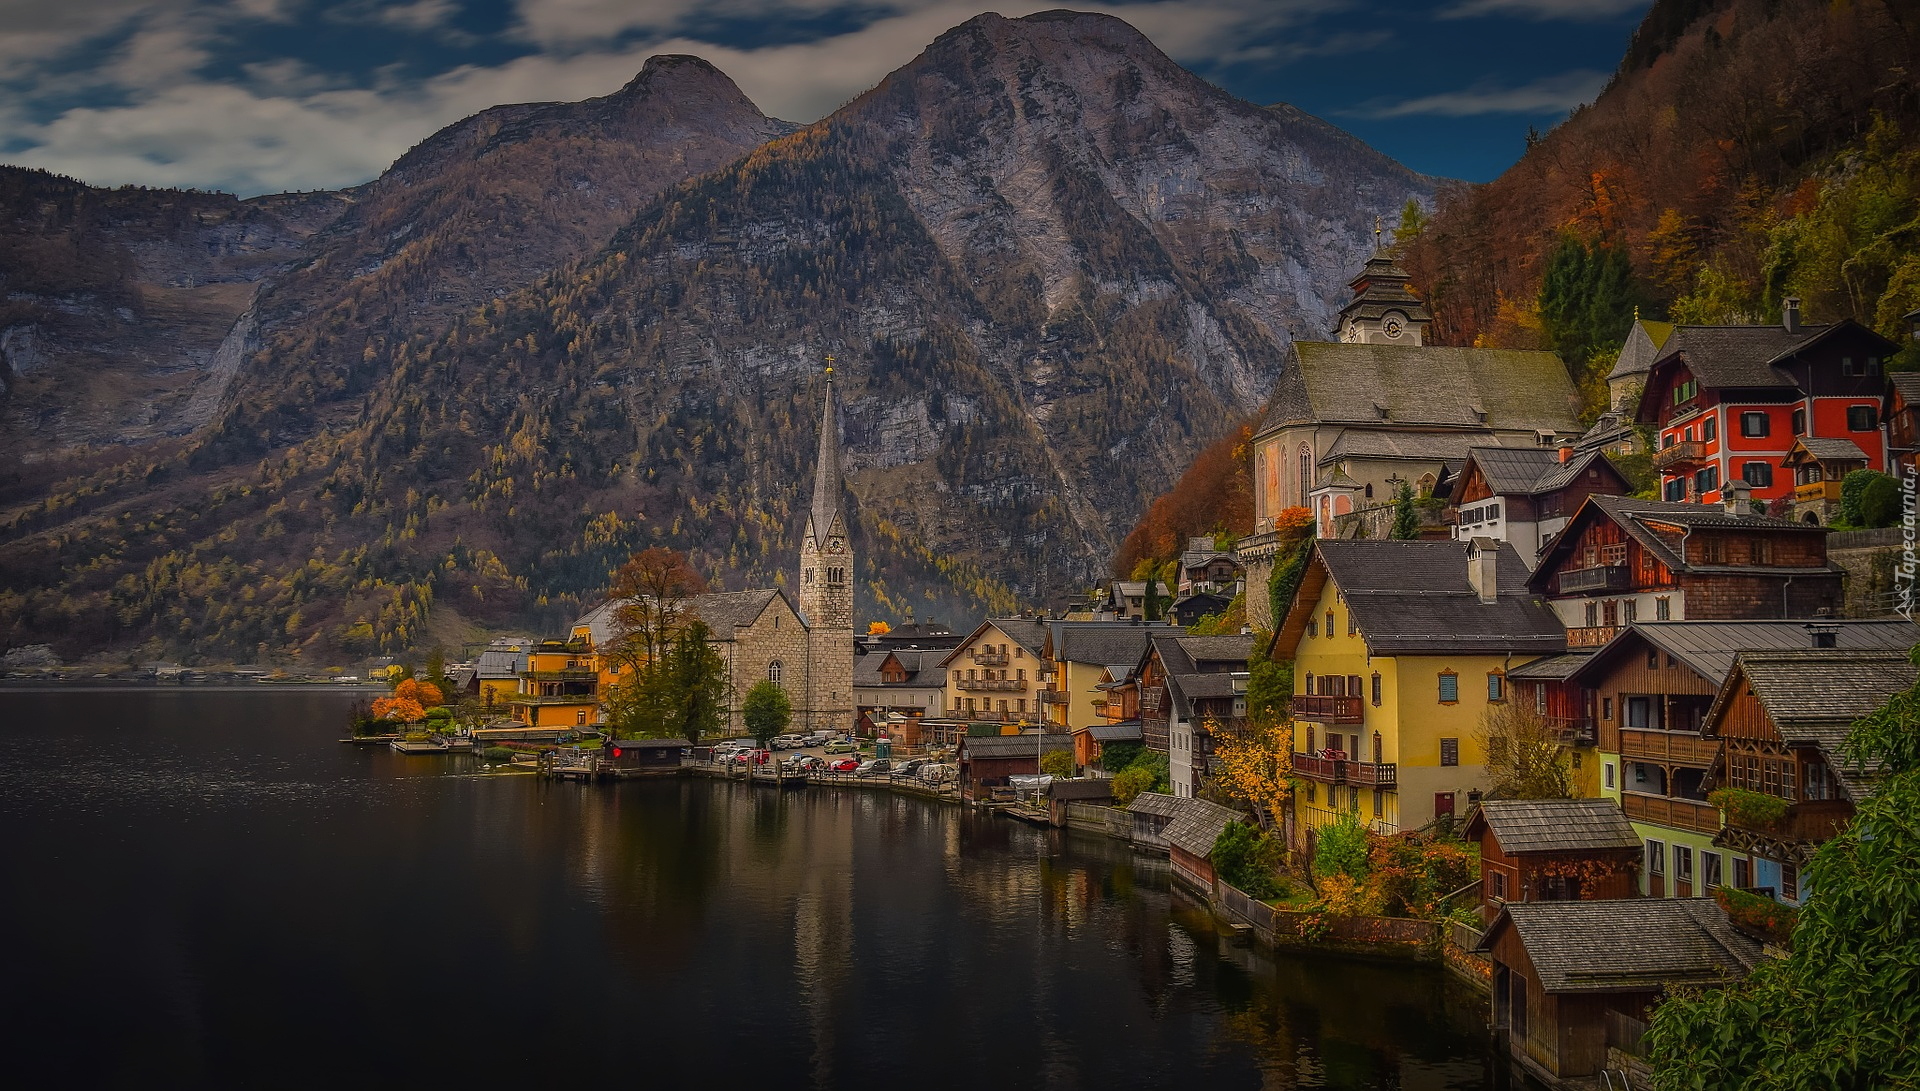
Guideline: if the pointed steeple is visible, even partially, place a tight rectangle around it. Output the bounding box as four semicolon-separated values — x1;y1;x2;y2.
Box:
806;362;844;548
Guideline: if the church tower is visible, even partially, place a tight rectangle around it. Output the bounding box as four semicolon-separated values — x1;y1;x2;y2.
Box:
1335;232;1432;346
799;366;854;731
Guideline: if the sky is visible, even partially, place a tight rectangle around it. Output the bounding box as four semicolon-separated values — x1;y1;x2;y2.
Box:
0;0;1650;197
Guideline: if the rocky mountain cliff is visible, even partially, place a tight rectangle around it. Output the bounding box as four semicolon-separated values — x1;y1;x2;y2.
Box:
0;11;1434;662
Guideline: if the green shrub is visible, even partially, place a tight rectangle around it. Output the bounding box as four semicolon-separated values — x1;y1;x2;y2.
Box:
1709;787;1789;829
1039;749;1075;778
1313;812;1373;882
482;746;516;761
1214;821;1284;899
1840;469;1898;527
1098;740;1142;774
1111;766;1158;805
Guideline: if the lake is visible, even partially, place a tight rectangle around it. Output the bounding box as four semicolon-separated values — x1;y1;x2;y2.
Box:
0;689;1518;1089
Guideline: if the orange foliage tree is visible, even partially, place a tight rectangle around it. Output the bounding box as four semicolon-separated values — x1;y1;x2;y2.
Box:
603;547;708;673
1114;419;1257;576
372;677;443;723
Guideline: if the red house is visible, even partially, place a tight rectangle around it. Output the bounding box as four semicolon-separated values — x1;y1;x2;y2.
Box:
1635;303;1898;511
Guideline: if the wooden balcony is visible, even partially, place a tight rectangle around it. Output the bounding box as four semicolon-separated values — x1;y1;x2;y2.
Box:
1039;689;1070;704
1619;727;1718;766
1794;481;1842;504
972;652;1009;666
1559;565;1631;593
1725;798;1854;843
1287;753;1395;786
1290;694;1364;724
1548;717;1599;747
954;678;1025;692
1567;625;1622;648
1653;439;1707;471
1622;791;1722;834
1289;753;1342;782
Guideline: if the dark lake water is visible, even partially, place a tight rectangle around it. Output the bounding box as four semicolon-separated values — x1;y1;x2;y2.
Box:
1;689;1518;1089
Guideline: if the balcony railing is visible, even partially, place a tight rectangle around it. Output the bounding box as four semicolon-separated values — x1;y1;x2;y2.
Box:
1288;753;1396;786
1548;717;1599;747
1794;481;1842;504
1622;791;1721;834
1289;694;1365;724
1567;625;1621;648
971;652;1009;666
1653;439;1707;471
1620;727;1718;766
520;668;599;681
1039;690;1070;704
1724;797;1853;843
1290;753;1342;782
1559;565;1631;593
510;692;600;706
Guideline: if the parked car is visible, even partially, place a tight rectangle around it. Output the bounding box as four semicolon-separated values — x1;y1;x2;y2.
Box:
802;732;829;747
919;763;956;784
827;757;860;772
889;758;929;778
854;758;891;776
825;740;857;755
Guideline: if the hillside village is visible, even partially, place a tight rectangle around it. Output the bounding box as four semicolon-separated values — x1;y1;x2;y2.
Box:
377;249;1920;1090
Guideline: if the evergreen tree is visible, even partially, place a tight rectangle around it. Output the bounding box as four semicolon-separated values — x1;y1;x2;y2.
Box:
1390;482;1419;540
742;679;793;748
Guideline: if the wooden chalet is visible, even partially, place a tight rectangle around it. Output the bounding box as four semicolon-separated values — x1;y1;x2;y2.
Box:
1477;899;1762;1085
1703;648;1917;906
1070;719;1141;772
1046;777;1115;826
1527;495;1841;648
1778;436;1870;525
1445;444;1630;566
1126;792;1182;850
1466;799;1641;919
1162;798;1242;895
956;732;1071;802
602;738;687;771
1883;371;1920;477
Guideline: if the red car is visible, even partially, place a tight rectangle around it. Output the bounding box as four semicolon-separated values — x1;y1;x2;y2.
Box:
827;758;859;773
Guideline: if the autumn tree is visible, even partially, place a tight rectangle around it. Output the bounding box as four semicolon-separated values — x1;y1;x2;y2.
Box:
371;677;444;724
1207;711;1294;828
601;547;708;675
1480;701;1573;800
608;619;728;744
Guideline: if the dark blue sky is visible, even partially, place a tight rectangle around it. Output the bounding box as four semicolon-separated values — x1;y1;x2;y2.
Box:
0;1;1648;195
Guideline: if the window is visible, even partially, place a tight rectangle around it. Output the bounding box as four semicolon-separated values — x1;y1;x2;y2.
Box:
1741;412;1771;438
1849;405;1878;432
1487;672;1505;702
1370;672;1382;706
1694;465;1719;494
1664;476;1687;501
1440;737;1459;767
768;660;783;683
1603;600;1618;627
1647;648;1661;670
1782;862;1799;901
1488;502;1501;521
1791;407;1807;436
1298;444;1312;504
1623;600;1638;624
1673;379;1699;404
1647;839;1666;877
1703;416;1717;441
1584;602;1599;627
1304;671;1314;694
1348;675;1364;698
1307;617;1319;638
1743;461;1773;488
1675;845;1694;885
1438;672;1459;704
1604;761;1616;789
1490;871;1508;900
1656;596;1672;620
1602;697;1614;720
1534;683;1547;713
1325;610;1336;637
1702;851;1723;890
1348;612;1358;636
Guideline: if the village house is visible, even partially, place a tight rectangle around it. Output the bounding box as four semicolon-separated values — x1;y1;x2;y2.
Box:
1126;792;1182;851
1477;898;1762;1086
1442;445;1630;567
956;732;1072;802
1527;494;1842;650
1169;591;1234;628
1501;652;1602;796
853;645;951;734
1466;799;1641;919
1634;305;1898;511
1133;631;1253;800
1163;797;1242;896
1039;622;1153;736
940;618;1050;724
1703;647;1917;907
470;637;534;709
1778;435;1871;525
508;639;602;729
1278;537;1567;845
1070;720;1143;774
1883;371;1920;477
1045;778;1115;827
1238;252;1580;626
1176;536;1245;596
1565;618;1917;899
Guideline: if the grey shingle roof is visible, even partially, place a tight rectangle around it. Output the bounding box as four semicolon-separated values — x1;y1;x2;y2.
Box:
940;618;1051;666
1570;620;1920;689
853;647;945;688
1052;626;1152;669
1163;798;1244;857
1310;540;1566;655
572;590;788;646
960;734;1073;760
1785;436;1869;463
1481;899;1762;993
1175;673;1244;698
1468;799;1641;854
1174;635;1252;665
1462;445;1566;494
1126;792;1182;819
1505;652;1592;681
1263;342;1578;433
1658;324;1824;390
1048;779;1116;802
1889;371;1920;405
474;641;534;679
1607;319;1675;382
1531;495;1833;591
1322;430;1537;465
1087;721;1143;742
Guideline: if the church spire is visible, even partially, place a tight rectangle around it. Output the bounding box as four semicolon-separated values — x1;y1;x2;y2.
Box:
806;360;844;549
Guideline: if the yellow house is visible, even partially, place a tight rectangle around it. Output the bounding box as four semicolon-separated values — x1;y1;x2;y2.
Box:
508;640;602;728
1040;623;1154;734
941;618;1052;727
1277;538;1567;840
472;637;535;711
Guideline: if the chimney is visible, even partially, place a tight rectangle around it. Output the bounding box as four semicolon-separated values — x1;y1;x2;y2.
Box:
1783;297;1802;334
1467;537;1500;604
1722;480;1753;518
1806;622;1840;649
1558;443;1574;464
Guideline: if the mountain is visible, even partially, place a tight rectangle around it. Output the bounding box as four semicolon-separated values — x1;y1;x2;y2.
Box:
1401;0;1920;372
0;11;1435;663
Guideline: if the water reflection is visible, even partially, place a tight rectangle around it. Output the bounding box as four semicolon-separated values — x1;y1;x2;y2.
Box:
2;690;1511;1089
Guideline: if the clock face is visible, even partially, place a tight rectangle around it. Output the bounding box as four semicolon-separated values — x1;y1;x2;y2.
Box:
1383;314;1404;339
828;538;844;554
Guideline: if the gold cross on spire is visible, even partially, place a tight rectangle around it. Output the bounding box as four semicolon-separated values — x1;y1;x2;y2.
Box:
825;353;834;379
1374;215;1382;247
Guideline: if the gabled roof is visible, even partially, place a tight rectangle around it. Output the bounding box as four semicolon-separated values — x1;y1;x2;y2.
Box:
959;733;1073;760
853;647;946;688
1607;318;1676;382
1163;798;1244;858
1321;430;1542;465
1465;798;1641;855
1505;652;1592;681
1280;540;1566;657
1781;435;1869;466
474;641;534;679
1569;619;1920;689
1650;324;1827;391
1085;721;1143;742
1050;625;1152;670
939;617;1050;667
572;591;792;646
1704;649;1917;801
1047;779;1116;802
1887;371;1920;409
1127;792;1182;819
1529;495;1833;594
1148;631;1253;720
1478;899;1762;993
1260;341;1577;434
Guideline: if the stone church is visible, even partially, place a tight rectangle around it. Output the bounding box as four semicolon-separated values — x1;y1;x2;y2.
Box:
573;371;856;734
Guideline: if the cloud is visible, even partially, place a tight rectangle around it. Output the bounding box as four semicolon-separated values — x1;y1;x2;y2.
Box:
1341;69;1607;118
1437;0;1645;20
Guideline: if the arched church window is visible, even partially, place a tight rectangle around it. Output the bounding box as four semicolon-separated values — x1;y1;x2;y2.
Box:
1298;444;1312;505
768;661;783;684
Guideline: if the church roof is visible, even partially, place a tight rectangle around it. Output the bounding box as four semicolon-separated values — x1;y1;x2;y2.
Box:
806;372;845;549
1260;342;1577;435
571;589;793;647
